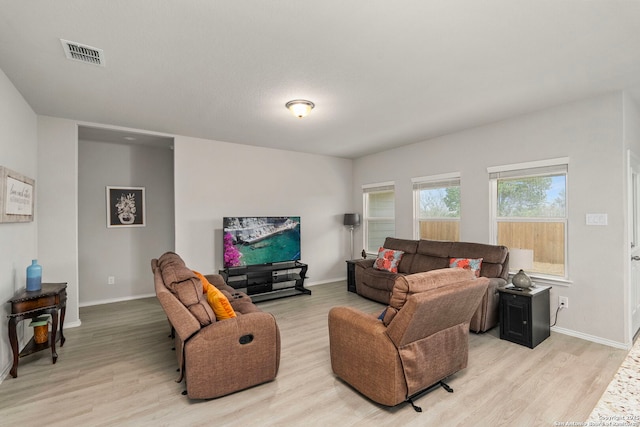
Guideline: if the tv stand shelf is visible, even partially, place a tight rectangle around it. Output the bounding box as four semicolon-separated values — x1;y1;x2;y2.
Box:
220;261;310;303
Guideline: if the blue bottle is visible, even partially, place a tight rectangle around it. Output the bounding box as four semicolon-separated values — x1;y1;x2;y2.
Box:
26;259;42;292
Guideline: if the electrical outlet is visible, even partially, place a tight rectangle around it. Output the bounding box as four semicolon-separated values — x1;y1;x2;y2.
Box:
559;296;568;309
108;276;115;285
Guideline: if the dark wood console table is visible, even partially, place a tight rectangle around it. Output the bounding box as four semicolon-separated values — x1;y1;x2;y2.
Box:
7;282;67;378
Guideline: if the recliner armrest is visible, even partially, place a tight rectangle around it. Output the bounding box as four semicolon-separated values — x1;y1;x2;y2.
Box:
197;311;279;341
488;277;507;293
353;258;375;269
329;306;387;338
204;273;236;293
328;306;407;406
469;277;506;332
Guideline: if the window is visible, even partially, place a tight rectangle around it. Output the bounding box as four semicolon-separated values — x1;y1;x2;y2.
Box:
489;159;568;279
412;173;460;241
363;182;395;254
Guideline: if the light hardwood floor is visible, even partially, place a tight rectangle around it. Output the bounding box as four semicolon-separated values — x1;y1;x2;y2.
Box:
0;281;628;426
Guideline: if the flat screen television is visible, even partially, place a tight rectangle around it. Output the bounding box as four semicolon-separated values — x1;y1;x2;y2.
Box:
223;216;301;268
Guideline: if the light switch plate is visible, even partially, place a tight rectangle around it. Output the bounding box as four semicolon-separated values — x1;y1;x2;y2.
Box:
586;213;608;226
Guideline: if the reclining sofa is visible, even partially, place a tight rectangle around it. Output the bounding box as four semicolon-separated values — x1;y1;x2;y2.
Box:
354;238;509;332
151;252;280;399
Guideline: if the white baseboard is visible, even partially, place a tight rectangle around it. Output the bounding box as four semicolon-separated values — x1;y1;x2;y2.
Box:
65;319;82;329
79;293;156;308
305;277;346;287
552;326;629;350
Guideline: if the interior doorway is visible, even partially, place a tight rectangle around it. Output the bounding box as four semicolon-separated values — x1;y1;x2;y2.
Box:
77;126;175;306
628;150;640;341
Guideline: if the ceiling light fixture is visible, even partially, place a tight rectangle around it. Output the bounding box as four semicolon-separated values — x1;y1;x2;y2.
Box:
286;99;315;118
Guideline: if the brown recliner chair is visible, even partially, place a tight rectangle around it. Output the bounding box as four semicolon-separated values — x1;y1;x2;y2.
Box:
328;268;489;411
152;252;280;399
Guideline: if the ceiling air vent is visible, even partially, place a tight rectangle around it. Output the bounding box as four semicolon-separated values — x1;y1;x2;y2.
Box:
60;39;105;66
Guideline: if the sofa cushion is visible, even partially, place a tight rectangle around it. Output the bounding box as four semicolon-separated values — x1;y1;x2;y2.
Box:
415;239;454;258
449;257;483;277
410;240;452;273
157;253;215;326
382;268;475;326
409;255;450;274
373;247;405;273
170;277;216;326
450;241;506;263
157;251;187;271
157;252;194;284
161;262;196;287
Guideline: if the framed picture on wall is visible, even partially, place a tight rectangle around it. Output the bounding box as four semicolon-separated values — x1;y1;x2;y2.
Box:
106;186;145;228
0;166;35;223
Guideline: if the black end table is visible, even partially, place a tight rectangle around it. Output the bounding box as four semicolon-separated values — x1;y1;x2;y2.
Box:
346;260;361;293
498;284;551;349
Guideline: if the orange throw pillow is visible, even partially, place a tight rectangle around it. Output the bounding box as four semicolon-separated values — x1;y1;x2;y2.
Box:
193;271;236;320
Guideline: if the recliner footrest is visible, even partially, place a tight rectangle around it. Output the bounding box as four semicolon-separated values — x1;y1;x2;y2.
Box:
405;380;454;412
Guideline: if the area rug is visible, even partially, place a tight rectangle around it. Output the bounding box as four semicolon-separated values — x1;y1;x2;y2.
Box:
586;338;640;425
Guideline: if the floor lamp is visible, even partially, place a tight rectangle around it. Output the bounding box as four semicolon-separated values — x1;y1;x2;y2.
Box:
343;213;360;259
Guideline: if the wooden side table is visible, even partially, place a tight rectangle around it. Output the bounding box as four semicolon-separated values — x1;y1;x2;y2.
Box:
7;282;67;378
498;284;550;349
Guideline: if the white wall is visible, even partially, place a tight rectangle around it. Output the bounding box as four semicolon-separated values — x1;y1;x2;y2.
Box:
354;92;628;346
0;68;38;378
78;140;174;305
173;136;353;283
37;116;81;328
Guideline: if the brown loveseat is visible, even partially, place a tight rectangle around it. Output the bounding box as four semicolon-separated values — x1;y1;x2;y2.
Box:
354;238;509;332
329;268;489;410
151;252;280;399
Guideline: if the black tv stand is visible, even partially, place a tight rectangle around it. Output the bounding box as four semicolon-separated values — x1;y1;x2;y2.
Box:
219;261;310;303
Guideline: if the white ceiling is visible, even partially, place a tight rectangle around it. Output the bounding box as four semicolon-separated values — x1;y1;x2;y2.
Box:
2;1;640;158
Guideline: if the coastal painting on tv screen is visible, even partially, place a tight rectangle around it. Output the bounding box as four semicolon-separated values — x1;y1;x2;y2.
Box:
223;216;301;268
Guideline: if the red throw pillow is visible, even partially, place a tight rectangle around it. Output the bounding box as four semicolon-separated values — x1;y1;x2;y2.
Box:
449;257;483;278
373;247;405;273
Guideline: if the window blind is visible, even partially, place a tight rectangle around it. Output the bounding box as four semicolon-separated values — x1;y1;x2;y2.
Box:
488;158;568;180
362;182;395;193
412;177;460;190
